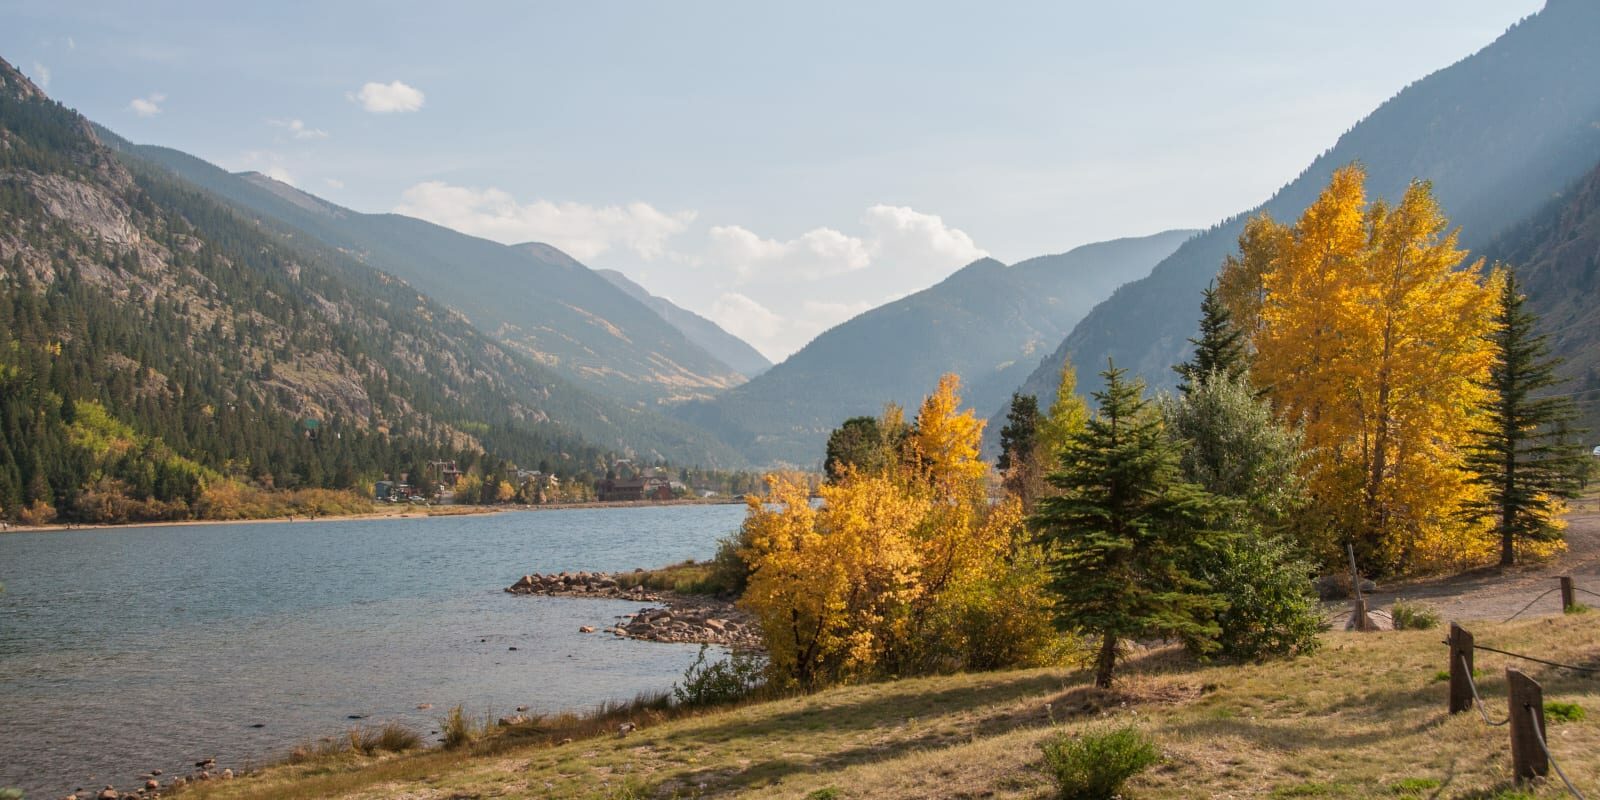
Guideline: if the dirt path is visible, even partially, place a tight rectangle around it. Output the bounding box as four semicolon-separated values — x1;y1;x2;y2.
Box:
1350;497;1600;623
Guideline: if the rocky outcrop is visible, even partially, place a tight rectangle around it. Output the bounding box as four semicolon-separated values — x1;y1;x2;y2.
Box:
506;571;761;649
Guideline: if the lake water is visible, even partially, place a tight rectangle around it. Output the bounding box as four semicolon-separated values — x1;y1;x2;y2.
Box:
0;504;746;798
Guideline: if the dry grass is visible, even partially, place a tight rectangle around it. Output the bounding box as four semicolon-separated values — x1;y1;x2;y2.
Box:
614;559;730;596
175;614;1598;799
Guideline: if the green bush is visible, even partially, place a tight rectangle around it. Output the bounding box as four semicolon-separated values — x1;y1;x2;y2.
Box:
1040;726;1159;800
1390;599;1440;631
806;790;842;800
1191;537;1324;660
0;788;23;800
673;644;766;707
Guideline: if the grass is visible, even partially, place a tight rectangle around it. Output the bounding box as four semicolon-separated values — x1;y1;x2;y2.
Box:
614;559;732;596
170;614;1600;799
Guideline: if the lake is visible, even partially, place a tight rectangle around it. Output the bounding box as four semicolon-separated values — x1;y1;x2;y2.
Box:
0;503;747;798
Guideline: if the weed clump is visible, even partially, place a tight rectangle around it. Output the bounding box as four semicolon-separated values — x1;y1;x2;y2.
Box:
673;645;766;707
1390;599;1440;630
1544;700;1585;723
1040;725;1159;800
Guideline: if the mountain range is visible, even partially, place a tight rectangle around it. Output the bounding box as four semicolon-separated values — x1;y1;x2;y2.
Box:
96;141;750;409
671;230;1193;466
593;266;772;379
1009;0;1600;429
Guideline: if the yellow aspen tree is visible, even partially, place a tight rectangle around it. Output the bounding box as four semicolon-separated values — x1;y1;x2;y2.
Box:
1037;359;1090;469
1246;165;1496;572
1217;214;1290;341
909;373;987;503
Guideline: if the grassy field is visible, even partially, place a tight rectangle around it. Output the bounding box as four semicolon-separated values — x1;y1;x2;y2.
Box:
174;612;1598;799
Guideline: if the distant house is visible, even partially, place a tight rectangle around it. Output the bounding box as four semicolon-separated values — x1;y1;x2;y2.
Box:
594;474;673;502
375;480;417;501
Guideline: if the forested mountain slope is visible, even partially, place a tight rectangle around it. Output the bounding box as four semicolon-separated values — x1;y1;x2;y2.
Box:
103;141;745;407
673;230;1193;467
1013;0;1600;418
1479;158;1600;436
0;58;739;519
594;265;772;379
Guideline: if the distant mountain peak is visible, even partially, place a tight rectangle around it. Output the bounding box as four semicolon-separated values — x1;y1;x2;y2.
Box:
0;56;46;102
511;241;587;271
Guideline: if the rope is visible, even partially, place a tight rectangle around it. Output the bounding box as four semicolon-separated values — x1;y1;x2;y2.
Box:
1473;643;1600;674
1505;588;1559;622
1462;654;1511;727
1526;703;1588;800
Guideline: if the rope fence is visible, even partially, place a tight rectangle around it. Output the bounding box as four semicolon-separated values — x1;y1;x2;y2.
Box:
1445;581;1597;800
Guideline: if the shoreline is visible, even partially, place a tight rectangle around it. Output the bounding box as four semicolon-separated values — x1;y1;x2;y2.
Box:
0;496;745;535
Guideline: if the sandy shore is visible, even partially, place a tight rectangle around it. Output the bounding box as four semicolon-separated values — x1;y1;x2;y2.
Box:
0;496;744;535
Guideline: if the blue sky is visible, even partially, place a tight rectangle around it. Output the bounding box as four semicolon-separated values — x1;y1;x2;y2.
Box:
1;1;1545;358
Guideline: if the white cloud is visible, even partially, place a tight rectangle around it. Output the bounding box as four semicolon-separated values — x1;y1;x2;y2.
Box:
128;92;165;117
271;118;328;140
351;80;424;113
395;181;695;261
324;178;345;190
709;292;785;346
861;204;985;267
31;62;49;89
706;225;871;282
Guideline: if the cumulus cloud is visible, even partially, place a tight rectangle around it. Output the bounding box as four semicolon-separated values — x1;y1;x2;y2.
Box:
128;92;165;117
271;118;328;140
862;204;985;267
31;62;49;89
706;224;871;282
351;80;424;113
395;181;695;261
709;292;785;346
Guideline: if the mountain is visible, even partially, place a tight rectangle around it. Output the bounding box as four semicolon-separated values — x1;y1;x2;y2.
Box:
1013;0;1600;418
92;142;746;408
672;230;1194;466
0;55;740;525
590;265;772;378
1478;157;1600;434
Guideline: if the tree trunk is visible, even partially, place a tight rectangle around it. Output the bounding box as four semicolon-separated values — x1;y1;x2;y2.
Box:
1094;633;1118;689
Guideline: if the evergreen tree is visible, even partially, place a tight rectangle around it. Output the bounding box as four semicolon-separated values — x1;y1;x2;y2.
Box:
1173;283;1248;394
1030;362;1228;688
824;416;887;482
1463;269;1588;566
997;392;1040;473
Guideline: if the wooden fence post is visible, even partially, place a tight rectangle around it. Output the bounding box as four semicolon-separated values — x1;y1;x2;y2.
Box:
1448;623;1474;714
1507;668;1547;780
1559;576;1576;613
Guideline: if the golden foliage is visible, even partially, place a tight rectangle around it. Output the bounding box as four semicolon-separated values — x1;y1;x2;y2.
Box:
1239;165;1497;572
739;376;1061;688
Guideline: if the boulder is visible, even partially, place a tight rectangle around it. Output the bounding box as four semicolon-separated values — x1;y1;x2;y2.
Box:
145;779;160;791
579;626;595;633
221;768;234;780
97;788;118;800
497;714;528;726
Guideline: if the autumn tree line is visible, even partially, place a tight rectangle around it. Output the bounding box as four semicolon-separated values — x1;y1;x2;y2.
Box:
723;165;1589;690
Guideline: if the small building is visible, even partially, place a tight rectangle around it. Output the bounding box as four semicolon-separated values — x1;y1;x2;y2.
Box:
375;480;417;502
594;474;673;502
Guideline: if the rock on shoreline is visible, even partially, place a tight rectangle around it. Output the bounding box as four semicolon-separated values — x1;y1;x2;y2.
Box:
505;571;761;649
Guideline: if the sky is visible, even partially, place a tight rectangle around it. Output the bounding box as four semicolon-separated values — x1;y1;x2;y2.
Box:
0;1;1545;360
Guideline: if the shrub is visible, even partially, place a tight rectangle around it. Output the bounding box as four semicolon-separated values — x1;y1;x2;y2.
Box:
1544;700;1585;723
442;704;479;749
1040;726;1159;800
1390;600;1440;630
0;788;23;800
673;645;766;707
1192;537;1324;660
806;790;842;800
1565;603;1591;615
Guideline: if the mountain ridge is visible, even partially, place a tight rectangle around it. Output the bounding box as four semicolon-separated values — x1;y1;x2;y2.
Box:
590;265;773;379
673;229;1195;466
1014;0;1600;419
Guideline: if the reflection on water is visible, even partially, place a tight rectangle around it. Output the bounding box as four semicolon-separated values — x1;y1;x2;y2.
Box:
0;504;744;797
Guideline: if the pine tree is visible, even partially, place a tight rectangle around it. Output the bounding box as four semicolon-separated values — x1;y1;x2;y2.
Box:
997;392;1040;474
1463;269;1588;566
1174;283;1248;394
1030;362;1227;688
